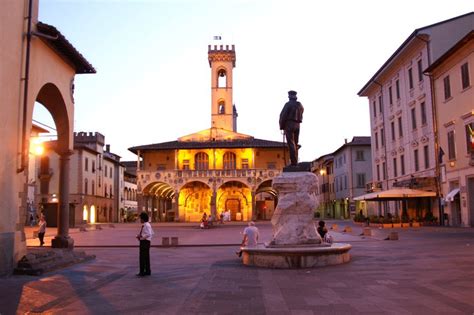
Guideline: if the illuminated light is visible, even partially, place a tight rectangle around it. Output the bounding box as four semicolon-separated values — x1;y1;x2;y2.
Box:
30;137;45;156
90;205;96;223
83;205;88;221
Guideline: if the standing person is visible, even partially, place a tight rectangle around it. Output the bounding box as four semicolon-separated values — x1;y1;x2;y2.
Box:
136;212;153;277
219;211;224;224
37;215;46;246
236;221;259;257
279;90;304;166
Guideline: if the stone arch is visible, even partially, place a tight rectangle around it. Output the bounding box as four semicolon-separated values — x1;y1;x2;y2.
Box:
34;83;72;153
142;181;175;222
255;180;278;220
217;180;252;221
179;181;212;222
217;67;227;88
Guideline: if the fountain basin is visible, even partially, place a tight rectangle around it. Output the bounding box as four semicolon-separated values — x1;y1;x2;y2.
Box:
242;243;351;269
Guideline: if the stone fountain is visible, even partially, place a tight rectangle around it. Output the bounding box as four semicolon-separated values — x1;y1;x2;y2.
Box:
241;171;352;269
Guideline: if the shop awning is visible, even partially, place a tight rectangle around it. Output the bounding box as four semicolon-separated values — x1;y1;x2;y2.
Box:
354;188;437;201
445;188;460;202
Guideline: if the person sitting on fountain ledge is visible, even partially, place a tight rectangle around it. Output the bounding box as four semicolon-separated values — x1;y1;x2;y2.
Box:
236;221;259;257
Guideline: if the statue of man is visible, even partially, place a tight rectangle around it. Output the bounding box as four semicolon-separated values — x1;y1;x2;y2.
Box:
279;90;304;166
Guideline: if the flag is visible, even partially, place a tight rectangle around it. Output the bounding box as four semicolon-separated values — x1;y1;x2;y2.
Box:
469;125;474;151
213;36;222;40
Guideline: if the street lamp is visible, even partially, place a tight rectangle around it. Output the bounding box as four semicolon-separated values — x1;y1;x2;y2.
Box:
319;168;326;217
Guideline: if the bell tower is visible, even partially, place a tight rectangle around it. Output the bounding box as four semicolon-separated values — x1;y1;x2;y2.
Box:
208;44;237;132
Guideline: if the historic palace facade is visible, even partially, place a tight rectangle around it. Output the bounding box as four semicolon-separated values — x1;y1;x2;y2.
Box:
130;45;287;222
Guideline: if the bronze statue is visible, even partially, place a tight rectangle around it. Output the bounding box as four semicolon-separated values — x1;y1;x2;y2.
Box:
279;90;304;166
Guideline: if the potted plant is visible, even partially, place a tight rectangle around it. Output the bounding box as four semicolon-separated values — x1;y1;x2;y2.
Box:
422;212;438;226
401;215;410;228
410;218;420;228
369;215;382;228
353;213;366;225
392;215;402;228
381;216;393;228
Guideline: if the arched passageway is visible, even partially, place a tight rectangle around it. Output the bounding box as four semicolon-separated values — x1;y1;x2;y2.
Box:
255;180;278;220
179;181;212;222
217;181;251;221
142;182;175;222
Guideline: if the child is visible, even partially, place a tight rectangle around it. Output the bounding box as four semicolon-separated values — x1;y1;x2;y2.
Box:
38;216;47;246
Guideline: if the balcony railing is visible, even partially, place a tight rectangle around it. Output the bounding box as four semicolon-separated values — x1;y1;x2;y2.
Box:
138;168;281;187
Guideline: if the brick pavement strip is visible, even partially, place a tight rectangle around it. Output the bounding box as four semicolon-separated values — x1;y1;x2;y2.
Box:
1;221;474;314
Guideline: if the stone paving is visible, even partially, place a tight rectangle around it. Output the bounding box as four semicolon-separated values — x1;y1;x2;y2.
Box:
1;220;474;314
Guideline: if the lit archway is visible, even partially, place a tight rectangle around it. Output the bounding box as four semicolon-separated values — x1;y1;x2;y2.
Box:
217;181;251;221
179;181;212;222
143;181;175;222
255;180;278;220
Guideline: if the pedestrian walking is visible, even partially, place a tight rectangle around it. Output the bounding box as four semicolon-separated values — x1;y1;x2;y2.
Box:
37;216;46;246
136;212;153;277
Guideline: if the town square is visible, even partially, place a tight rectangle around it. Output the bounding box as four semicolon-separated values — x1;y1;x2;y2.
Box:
1;0;473;314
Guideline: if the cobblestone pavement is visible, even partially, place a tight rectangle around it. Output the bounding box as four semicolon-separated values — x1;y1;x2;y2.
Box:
2;221;474;314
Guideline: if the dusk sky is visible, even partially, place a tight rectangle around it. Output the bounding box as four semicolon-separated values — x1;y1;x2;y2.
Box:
34;0;473;162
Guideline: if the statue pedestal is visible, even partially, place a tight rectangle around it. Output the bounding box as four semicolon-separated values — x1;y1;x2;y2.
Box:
241;171;352;269
269;172;321;246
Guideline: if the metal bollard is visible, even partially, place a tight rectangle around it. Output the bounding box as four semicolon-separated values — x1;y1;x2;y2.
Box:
171;237;179;246
363;227;372;236
389;232;399;240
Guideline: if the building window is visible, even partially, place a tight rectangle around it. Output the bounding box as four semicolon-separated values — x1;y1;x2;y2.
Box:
356;150;364;161
414;149;419;172
400;154;405;175
92;160;96;173
85;157;89;172
393;157;398;177
411;108;417;130
420;102;427;126
375;132;379;150
223;152;236;169
376;164;380;181
465;122;474;153
461;62;470;90
104;184;107;197
424;145;429;169
378;95;383;114
443;76;451;100
241;158;249;169
447;130;456;160
417;59;423;82
217;69;227;88
84;178;88;195
391;122;395;141
344;175;347;190
388;86;393;105
372;101;376;117
356;173;366;188
110;186;113;198
195;152;209;170
396;79;400;99
380;128;385;147
105;165;107;177
398;117;403;138
182;159;190;170
92;180;95;195
218;101;225;114
382;162;386;180
408;68;414;89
